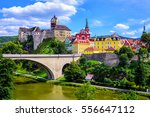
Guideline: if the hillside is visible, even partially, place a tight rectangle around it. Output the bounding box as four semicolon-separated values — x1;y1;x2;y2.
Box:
34;38;69;54
0;36;18;43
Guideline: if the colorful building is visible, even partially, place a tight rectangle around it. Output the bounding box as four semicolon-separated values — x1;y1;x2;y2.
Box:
95;33;124;53
72;18;91;54
122;39;145;52
71;21;146;54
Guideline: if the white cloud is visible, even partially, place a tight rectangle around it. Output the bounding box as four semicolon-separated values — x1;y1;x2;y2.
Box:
35;0;81;5
122;30;137;36
114;24;129;30
0;0;85;36
110;30;116;33
91;20;103;27
0;30;9;36
140;18;150;24
0;26;19;36
1;2;77;19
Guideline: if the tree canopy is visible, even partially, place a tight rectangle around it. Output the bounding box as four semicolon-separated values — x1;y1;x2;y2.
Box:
118;46;135;59
0;56;16;99
64;61;86;83
141;33;150;51
1;41;27;54
75;82;96;100
34;38;69;54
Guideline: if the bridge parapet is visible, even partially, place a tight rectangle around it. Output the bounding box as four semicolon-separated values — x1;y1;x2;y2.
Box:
3;54;82;58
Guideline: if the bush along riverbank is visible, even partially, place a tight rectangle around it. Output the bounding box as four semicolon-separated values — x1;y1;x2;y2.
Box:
46;77;150;99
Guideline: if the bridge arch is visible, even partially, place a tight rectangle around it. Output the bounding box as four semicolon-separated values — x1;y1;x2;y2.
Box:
13;58;54;79
62;63;70;74
3;54;82;79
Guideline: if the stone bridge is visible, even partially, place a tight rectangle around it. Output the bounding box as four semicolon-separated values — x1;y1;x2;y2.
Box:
3;54;81;79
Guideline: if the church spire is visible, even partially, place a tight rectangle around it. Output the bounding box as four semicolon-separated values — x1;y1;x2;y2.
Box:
143;24;146;34
85;17;89;29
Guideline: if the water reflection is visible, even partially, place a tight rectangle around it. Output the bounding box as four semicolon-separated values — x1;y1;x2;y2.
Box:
14;83;150;100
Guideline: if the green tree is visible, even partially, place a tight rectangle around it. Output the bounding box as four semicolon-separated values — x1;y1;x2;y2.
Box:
79;56;99;74
122;90;138;100
64;61;86;83
75;82;96;100
141;33;150;51
0;56;16;99
93;63;111;82
79;56;88;65
119;54;130;67
118;46;135;59
138;48;148;60
134;62;149;86
34;38;69;54
2;41;26;54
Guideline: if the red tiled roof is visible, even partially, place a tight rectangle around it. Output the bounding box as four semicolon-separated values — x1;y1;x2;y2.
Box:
123;39;131;46
85;74;94;80
85;47;99;51
54;25;71;31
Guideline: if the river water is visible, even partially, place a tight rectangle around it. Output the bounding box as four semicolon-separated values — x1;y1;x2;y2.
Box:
13;83;149;100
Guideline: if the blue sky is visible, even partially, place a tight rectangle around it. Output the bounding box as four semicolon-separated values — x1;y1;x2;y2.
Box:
0;0;150;38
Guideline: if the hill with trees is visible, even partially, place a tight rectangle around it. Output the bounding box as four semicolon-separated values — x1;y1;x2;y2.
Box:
0;36;18;43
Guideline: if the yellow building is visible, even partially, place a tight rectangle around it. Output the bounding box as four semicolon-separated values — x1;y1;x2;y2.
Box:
72;40;90;54
95;34;124;53
84;47;99;54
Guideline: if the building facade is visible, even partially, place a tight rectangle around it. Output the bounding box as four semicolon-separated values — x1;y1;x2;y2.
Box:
18;15;71;50
72;18;91;54
95;33;124;53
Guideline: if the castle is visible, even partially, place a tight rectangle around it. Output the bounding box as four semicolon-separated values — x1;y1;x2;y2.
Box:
18;15;72;50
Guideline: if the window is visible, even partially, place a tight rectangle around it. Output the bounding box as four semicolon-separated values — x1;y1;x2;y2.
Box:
82;36;85;40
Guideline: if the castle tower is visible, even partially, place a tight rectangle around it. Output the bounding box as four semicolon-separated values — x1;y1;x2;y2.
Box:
51;15;58;29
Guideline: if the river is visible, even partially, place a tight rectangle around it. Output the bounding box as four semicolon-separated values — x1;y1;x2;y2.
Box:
13;83;149;100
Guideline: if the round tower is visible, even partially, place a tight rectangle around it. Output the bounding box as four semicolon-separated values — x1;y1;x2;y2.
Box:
51;15;58;29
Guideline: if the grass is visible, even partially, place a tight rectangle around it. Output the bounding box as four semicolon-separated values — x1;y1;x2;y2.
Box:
13;75;39;84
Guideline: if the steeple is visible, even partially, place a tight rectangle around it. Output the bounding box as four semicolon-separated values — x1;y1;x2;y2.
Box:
85;17;89;29
143;24;146;34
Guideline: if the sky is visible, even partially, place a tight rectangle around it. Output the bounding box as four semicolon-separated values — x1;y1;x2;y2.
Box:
0;0;150;38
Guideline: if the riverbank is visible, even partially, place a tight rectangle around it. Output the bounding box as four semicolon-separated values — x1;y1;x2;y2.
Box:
46;80;150;99
13;75;150;99
13;73;47;84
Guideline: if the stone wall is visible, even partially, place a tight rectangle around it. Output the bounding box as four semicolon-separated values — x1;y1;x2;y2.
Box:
83;53;119;66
